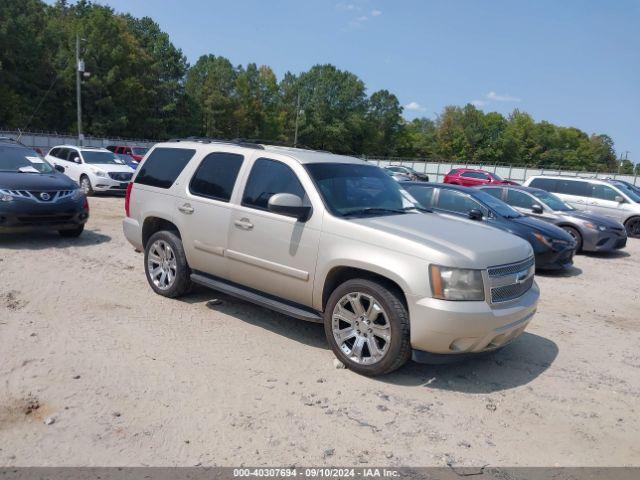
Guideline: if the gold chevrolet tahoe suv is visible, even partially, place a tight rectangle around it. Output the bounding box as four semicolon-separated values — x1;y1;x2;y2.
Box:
123;140;539;376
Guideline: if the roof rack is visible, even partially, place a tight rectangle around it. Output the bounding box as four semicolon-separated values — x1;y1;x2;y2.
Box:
168;137;265;150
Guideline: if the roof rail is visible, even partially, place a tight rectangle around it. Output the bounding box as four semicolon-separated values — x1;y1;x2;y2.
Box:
168;136;265;150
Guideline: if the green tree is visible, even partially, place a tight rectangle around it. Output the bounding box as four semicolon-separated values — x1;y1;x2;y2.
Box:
362;90;403;156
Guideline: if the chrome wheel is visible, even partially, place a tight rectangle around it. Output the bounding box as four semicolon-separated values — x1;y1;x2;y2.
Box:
332;292;391;365
80;177;91;194
147;240;177;290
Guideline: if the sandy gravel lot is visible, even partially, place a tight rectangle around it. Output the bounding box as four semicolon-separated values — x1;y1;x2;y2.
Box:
1;196;639;467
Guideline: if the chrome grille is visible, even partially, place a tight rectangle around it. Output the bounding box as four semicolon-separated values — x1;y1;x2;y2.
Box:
0;189;75;203
108;172;133;182
491;276;534;303
488;256;535;303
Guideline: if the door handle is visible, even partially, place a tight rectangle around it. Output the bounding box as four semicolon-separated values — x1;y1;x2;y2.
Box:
178;203;194;214
234;218;254;230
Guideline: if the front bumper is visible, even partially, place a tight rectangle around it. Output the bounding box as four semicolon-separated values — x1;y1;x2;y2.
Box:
0;198;88;234
535;244;575;270
408;282;539;358
122;217;143;250
582;228;627;252
91;174;130;192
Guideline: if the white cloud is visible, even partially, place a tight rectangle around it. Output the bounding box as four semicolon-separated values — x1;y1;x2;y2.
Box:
404;101;426;112
485;91;521;102
371;9;382;16
471;100;487;107
336;3;359;11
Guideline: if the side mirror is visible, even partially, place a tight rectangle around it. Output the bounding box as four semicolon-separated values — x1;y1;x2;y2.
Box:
268;193;311;221
531;204;543;214
468;209;483;220
54;165;65;173
614;195;625;204
71;156;80;163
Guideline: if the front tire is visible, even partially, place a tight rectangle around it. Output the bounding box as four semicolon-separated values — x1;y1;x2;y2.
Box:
562;226;583;252
144;231;192;298
624;216;640;238
79;175;94;196
324;278;410;376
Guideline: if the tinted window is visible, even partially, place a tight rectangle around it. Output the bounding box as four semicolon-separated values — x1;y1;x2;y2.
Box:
242;158;306;211
556;179;590;196
0;145;54;174
482;187;504;200
590;184;619;201
529;178;557;192
609;182;640;203
402;185;434;208
461;171;488;179
135;148;196;189
506;190;536;209
437;189;485;215
189;152;244;202
82;150;122;165
531;190;573;211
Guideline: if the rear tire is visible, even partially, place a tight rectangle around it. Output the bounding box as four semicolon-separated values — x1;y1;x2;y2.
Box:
59;225;84;237
624;216;640;238
79;175;94;196
561;226;583;252
324;278;411;376
144;231;192;298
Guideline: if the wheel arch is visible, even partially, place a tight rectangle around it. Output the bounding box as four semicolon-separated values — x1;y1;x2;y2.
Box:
142;216;182;248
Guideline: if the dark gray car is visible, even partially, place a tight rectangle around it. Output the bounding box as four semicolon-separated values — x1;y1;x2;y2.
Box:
480;185;627;252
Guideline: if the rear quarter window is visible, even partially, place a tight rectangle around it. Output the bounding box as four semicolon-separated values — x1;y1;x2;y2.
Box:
134;148;196;189
529;178;557;192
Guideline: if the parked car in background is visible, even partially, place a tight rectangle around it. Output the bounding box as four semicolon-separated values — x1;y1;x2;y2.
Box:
444;168;518;187
0;138;88;237
46;145;135;195
479;185;627;252
115;153;139;170
383;165;429;181
123;140;539;376
383;169;412;182
401;182;576;270
106;145;149;162
524;175;640;238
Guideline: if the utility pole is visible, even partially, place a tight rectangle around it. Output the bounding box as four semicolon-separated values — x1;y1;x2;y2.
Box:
293;90;301;147
76;34;83;146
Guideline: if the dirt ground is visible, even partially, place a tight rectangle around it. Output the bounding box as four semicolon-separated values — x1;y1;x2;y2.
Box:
1;196;639;467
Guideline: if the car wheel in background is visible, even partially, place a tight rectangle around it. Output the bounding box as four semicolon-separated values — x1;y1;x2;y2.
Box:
324;278;410;376
59;225;85;237
624;216;640;238
79;175;94;196
144;231;192;298
562;226;583;252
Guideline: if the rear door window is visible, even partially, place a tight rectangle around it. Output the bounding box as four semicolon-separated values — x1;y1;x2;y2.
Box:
506;190;536;209
189;152;244;202
481;187;504;200
437;189;486;215
557;179;590;196
461;171;488;179
135;148;196;189
242;158;306;211
403;185;434;208
529;178;557;192
590;184;618;201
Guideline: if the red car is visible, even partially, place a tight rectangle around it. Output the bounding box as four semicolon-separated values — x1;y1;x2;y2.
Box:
443;168;518;187
106;145;149;162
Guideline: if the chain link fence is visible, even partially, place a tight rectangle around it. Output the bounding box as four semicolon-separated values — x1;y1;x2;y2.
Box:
3;129;637;186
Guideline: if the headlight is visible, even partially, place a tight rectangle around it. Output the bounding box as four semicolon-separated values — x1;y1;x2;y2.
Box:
93;170;107;178
429;265;485;301
1;194;14;202
533;232;554;248
585;222;606;232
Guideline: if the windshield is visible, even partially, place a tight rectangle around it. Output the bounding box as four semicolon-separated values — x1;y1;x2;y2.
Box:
531;190;573;211
82;150;124;165
473;190;522;218
611;182;640;203
492;172;504;181
132;147;148;155
306;163;419;217
0;145;54;173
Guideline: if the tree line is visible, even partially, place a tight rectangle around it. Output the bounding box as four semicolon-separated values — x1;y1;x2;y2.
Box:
1;0;635;173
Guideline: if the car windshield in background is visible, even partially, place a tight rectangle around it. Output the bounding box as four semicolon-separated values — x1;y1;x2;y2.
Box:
611;182;640;203
0;146;54;174
531;190;573;211
306;163;418;217
492;172;504;181
82;151;123;165
132;147;148;155
473;190;522;218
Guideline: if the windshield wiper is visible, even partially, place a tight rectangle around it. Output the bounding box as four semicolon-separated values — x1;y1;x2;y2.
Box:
344;207;411;217
402;205;432;213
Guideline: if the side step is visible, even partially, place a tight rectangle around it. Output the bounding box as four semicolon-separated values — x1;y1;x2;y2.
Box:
190;272;323;323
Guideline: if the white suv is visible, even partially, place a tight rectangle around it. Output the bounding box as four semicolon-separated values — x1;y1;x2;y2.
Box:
46;145;136;195
123;140;539;376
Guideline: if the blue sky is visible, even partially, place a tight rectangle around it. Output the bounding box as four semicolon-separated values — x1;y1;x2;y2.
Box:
62;0;639;161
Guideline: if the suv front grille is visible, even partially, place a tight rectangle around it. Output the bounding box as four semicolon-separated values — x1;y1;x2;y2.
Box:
0;189;75;203
488;256;535;303
108;172;133;182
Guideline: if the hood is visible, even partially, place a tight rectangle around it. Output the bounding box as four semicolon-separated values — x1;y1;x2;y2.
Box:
349;212;533;269
89;163;135;173
0;171;78;190
564;210;623;228
511;215;574;241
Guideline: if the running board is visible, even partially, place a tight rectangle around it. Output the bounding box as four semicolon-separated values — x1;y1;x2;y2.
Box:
190;272;323;323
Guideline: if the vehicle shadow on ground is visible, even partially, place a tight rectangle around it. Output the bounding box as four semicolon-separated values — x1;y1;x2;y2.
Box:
180;286;328;350
583;250;630;260
536;265;582;278
382;332;558;393
0;230;111;250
